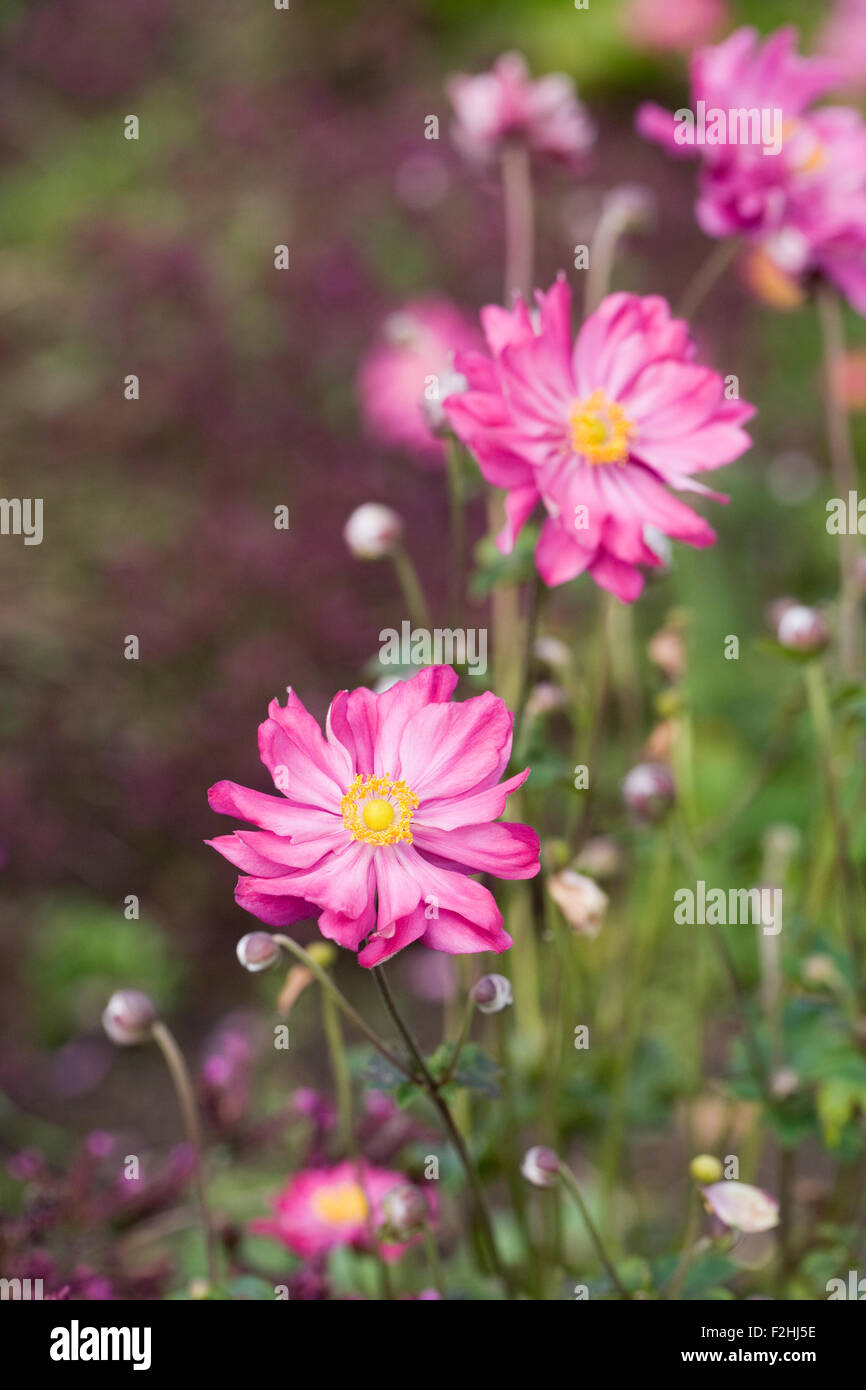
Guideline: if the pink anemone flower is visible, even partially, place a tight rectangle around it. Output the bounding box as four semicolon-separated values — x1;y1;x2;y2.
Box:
443;276;754;601
356;299;480;464
447;51;595;166
207;666;538;966
250;1161;434;1261
636;27;866;313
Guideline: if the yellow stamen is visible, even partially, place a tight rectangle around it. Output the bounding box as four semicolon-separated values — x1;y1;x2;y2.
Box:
312;1182;369;1227
341;773;419;846
569;389;635;465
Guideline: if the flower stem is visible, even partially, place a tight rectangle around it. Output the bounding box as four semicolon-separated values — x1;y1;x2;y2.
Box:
818;284;863;678
501;141;534;304
371;964;516;1297
391;542;432;632
151;1020;218;1289
445;437;467;629
272;935;418;1081
558;1161;629;1299
676;239;738;322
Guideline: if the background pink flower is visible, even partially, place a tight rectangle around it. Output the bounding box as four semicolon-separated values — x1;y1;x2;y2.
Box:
207;666;539;965
357;299;480;464
636;26;866;312
444;277;754;601
447;51;594;165
251;1160;434;1261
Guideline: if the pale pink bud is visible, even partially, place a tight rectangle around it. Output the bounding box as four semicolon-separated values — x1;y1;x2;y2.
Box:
102;990;157;1046
622;761;676;822
547;869;608;937
343;503;403;560
471;973;513;1014
776;604;830;653
236;932;281;973
521;1145;560;1188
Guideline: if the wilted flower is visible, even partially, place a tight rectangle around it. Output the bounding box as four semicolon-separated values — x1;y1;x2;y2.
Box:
622;762;676;822
444;278;754;601
776;603;830;652
447;52;594;166
472;972;513;1014
207;666;539;966
701;1180;779;1233
343;503;403;560
547;869;608;937
250;1161;434;1261
381;1183;430;1239
101;990;157;1046
521;1145;560;1188
236;931;281;972
356;300;479;463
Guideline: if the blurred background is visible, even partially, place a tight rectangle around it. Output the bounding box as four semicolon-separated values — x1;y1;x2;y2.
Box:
1;0;864;1297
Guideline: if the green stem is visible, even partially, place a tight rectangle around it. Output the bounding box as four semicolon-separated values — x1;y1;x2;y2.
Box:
391;542;432;632
372;965;516;1297
151;1021;218;1289
272;935;418;1081
677;239;738;322
559;1162;629;1299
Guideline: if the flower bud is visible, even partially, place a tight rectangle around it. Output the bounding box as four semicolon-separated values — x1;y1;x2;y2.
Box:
775;603;829;653
689;1153;723;1185
547;869;608;938
533;635;571;670
236;932;281;973
102;989;157;1046
701;1181;779;1233
770;1066;798;1100
524;682;568;720
343;503;403;560
307;941;336;968
521;1145;560;1188
381;1184;429;1238
471;973;513;1014
621;761;676;822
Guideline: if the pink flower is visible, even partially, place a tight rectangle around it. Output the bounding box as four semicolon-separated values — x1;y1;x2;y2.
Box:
443;277;754;601
623;0;728;54
207;666;538;965
820;0;866;95
636;27;866;312
447;51;594;166
251;1161;434;1261
356;300;480;463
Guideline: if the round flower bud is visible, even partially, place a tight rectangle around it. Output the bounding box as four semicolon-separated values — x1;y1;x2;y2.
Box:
236;932;281;973
621;761;676;823
471;973;513;1014
307;941;336;968
102;990;157;1047
689;1153;723;1185
776;604;830;653
381;1184;429;1238
521;1145;560;1188
343;503;403;560
534;635;571;670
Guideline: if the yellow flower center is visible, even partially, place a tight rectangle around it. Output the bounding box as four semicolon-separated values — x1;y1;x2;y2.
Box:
569;389;635;465
312;1182;369;1227
341;773;419;846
